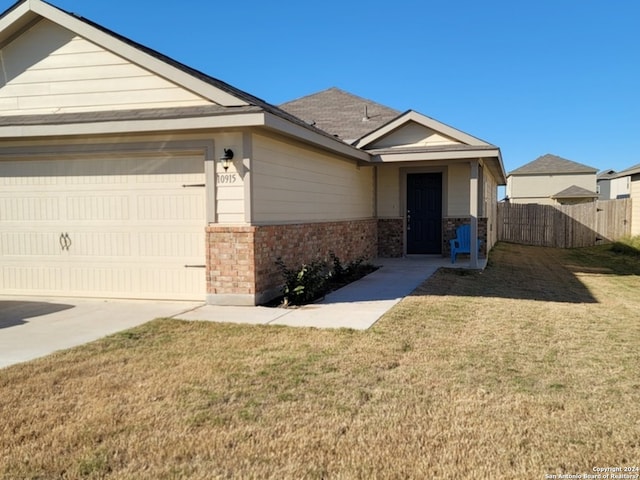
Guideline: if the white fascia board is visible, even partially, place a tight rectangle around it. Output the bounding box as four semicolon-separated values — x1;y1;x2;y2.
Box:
355;110;492;149
370;148;502;163
0;2;37;43
262;112;370;162
493;148;507;184
28;0;249;107
371;147;507;185
0;112;266;138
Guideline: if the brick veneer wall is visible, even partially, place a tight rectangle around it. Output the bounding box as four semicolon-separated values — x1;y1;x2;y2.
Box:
206;219;377;305
443;217;488;258
205;226;256;298
377;218;404;257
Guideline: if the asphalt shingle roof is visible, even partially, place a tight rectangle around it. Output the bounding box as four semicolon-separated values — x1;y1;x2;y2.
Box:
0;105;262;125
614;162;640;178
509;154;598;176
552;185;598;198
279;87;400;143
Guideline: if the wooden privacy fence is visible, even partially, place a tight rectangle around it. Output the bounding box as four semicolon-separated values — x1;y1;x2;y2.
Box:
497;199;632;248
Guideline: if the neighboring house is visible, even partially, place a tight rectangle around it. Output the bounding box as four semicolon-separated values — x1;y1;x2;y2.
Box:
597;166;636;200
605;164;640;236
625;165;640;236
0;0;506;305
506;154;598;205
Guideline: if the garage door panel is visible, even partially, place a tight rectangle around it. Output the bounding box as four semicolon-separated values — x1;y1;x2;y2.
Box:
136;231;204;258
137;192;205;221
66;194;130;221
67;231;132;256
138;267;204;298
1;232;63;256
2;264;65;293
1;197;62;221
66;265;204;300
0;151;207;300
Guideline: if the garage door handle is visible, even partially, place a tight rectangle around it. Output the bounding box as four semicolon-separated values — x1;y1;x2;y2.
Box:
59;233;71;251
184;264;206;268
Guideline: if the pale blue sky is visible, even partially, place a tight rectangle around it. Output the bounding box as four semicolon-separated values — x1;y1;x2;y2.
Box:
3;0;640;175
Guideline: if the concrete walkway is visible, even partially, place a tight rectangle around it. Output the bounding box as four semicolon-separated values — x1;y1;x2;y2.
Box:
0;256;484;369
176;256;485;329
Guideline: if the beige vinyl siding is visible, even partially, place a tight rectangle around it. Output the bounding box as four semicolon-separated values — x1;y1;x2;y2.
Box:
376;165;400;217
378;162;485;218
0;19;212;115
447;163;470;216
632;177;640;236
610;176;631;199
369;122;461;150
214;132;245;224
251;134;374;223
508;173;596;204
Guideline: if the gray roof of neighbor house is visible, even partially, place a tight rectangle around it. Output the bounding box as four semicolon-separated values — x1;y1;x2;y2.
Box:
509;154;598;176
279;87;401;143
597;169;617;180
552;185;598;199
613;163;640;178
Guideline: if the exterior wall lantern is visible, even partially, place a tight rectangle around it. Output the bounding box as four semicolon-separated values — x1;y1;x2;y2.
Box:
219;148;234;171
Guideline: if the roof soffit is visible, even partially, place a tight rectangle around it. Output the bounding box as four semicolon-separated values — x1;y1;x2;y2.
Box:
0;1;39;46
0;0;249;106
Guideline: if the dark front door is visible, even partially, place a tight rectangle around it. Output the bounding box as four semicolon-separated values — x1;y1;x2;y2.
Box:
407;173;442;254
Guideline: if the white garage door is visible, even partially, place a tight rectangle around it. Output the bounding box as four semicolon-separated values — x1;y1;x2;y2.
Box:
0;151;206;300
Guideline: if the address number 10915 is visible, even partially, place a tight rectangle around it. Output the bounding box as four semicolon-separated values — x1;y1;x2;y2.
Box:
216;174;237;184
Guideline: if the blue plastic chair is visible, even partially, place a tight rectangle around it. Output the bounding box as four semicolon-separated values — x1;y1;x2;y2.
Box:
450;224;482;263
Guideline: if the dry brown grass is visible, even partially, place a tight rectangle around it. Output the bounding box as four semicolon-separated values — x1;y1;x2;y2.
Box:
1;242;639;479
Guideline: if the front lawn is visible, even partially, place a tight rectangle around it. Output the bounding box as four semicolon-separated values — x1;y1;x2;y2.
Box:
1;242;639;479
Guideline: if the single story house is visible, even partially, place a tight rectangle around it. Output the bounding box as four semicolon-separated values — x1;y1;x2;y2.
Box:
0;0;506;305
506;154;598;205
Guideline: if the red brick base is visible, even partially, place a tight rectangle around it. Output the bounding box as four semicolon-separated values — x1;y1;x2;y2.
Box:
443;217;488;258
206;219;377;305
377;218;404;257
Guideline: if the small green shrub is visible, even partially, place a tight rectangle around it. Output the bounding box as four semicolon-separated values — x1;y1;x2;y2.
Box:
328;253;375;284
275;258;329;306
276;254;376;306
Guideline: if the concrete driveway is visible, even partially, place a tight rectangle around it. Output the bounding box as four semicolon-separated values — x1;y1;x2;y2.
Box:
0;296;203;369
0;256;483;370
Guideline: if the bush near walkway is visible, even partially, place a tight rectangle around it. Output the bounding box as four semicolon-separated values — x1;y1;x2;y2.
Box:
1;242;639;479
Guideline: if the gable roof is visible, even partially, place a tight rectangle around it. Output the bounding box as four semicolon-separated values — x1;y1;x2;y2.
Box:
597;169;617;180
0;0;248;106
0;0;369;161
355;110;494;150
552;185;598;199
279;87;400;143
509;154;597;176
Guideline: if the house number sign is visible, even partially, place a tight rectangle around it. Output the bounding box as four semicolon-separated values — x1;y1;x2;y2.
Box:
216;173;238;184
